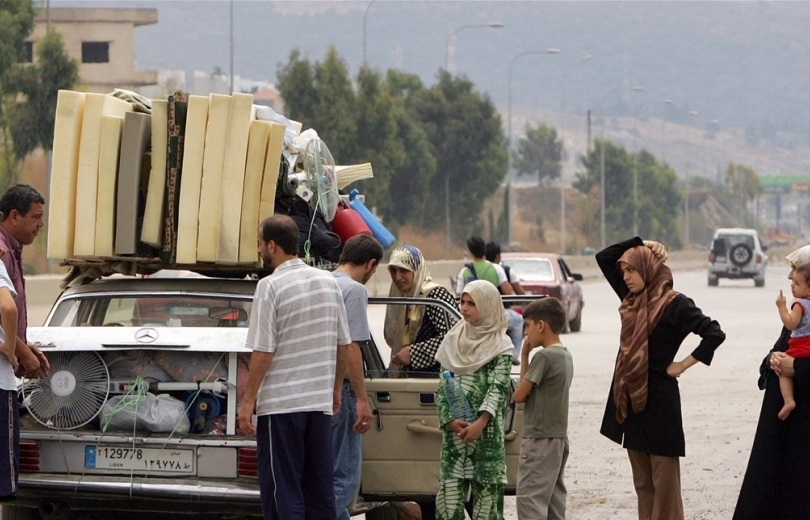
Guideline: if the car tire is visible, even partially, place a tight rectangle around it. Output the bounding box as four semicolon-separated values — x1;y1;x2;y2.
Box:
755;277;765;287
569;307;582;332
0;505;42;520
729;243;753;267
708;274;719;286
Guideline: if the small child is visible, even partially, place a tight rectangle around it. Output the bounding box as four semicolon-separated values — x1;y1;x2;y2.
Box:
776;262;810;420
512;297;574;520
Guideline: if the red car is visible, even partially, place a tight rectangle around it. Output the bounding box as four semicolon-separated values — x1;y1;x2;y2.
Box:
501;252;584;333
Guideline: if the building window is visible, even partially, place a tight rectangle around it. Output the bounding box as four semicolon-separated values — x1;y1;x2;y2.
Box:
24;41;33;63
81;42;109;63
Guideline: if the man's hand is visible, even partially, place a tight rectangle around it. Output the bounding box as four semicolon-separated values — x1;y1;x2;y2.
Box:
391;346;411;367
333;387;342;415
29;344;49;377
643;240;668;262
521;337;534;359
353;397;373;434
237;400;257;436
16;343;40;379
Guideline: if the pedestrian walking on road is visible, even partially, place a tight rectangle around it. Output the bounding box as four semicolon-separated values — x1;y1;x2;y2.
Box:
238;215;351;520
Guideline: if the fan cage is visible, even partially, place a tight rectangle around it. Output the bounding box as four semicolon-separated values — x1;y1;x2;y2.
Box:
21;351;110;430
304;139;340;222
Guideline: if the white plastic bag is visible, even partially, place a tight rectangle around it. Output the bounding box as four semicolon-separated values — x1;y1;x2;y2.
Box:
101;393;190;433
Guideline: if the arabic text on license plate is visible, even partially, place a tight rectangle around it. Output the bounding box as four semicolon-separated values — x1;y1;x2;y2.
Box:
85;446;195;473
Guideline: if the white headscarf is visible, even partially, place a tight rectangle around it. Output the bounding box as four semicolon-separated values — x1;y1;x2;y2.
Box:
786;245;810;267
434;280;514;375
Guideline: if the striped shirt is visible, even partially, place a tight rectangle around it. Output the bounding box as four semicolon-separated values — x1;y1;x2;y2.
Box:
246;258;350;415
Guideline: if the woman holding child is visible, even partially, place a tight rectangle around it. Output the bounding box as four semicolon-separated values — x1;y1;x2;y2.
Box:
434;280;513;520
733;245;810;520
596;237;725;520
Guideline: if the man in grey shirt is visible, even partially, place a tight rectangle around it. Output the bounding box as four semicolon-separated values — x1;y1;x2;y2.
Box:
331;235;384;520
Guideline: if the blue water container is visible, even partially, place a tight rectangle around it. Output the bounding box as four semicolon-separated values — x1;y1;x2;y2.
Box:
348;189;396;249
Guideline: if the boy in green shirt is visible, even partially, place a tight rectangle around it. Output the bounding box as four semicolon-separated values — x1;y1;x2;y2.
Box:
513;297;574;520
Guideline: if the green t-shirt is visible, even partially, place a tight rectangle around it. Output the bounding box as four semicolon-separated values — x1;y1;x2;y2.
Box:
463;260;500;288
523;344;574;438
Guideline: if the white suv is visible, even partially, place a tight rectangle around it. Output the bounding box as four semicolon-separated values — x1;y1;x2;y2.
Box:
707;228;768;287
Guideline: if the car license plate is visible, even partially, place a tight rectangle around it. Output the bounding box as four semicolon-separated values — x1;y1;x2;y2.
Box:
85;445;195;474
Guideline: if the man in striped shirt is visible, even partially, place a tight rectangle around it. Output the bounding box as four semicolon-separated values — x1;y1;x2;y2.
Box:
238;215;351;520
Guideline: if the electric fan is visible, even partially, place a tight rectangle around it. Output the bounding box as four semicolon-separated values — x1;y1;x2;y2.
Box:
21;351;110;429
21;351;230;430
285;139;340;222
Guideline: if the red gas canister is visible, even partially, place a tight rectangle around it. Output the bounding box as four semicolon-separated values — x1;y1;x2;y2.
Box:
331;200;372;243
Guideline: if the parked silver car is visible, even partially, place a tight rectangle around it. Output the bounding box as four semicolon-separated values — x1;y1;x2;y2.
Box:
707;228;768;287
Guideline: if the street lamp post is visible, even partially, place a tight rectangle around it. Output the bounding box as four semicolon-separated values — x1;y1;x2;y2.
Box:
598;86;644;248
631;98;673;236
363;0;377;66
506;48;561;245
559;54;591;254
443;22;504;249
684;110;699;247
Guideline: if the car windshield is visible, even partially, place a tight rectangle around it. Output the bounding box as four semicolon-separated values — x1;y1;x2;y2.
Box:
48;295;253;328
502;258;555;282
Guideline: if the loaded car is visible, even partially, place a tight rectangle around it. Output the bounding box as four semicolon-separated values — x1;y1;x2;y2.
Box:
707;228;768;287
7;274;524;520
501;252;584;332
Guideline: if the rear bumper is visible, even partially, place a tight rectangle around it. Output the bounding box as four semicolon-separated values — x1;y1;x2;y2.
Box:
17;473;261;515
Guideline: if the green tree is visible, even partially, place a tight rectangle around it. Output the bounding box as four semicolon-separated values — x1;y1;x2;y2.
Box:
574;140;682;247
7;30;79;162
309;47;357;161
513;122;563;185
407;71;507;241
276;49;317;126
0;0;36;183
724;162;762;225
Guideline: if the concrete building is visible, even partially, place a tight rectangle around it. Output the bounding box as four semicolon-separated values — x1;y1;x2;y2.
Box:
28;8;158;93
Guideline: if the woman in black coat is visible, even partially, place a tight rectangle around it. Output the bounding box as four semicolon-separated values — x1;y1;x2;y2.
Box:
597;237;725;520
733;245;810;520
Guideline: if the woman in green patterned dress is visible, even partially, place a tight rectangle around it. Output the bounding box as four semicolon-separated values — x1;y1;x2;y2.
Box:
434;280;514;520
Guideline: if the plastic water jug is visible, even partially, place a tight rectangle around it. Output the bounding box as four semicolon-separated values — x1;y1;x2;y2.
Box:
442;370;477;423
331;200;372;243
349;189;396;249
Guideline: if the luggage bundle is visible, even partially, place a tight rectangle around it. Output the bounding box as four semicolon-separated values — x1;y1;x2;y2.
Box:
48;88;395;273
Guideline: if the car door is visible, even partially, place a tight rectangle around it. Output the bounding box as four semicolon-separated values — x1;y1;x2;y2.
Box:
360;296;523;503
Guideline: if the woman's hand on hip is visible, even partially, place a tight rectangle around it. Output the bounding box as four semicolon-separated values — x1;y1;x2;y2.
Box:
391;346;411;367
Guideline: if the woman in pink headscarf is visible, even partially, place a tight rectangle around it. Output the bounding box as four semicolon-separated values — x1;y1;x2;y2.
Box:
596;237;725;520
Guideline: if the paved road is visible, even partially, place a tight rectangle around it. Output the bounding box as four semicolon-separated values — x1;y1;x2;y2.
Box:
369;262;787;519
23;262;785;519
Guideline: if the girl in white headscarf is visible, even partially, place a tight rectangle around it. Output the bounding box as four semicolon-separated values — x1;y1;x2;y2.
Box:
734;244;810;519
384;246;457;376
434;280;514;520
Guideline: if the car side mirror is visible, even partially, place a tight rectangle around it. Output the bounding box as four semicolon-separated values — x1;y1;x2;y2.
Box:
570;273;583;282
761;244;769;252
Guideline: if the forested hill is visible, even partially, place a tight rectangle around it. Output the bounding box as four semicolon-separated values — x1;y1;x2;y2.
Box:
60;0;810;146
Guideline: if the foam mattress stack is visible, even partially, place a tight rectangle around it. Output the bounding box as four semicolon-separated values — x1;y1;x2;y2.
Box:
48;90;287;266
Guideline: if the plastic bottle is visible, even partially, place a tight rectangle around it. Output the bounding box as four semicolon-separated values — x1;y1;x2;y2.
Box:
348;189;396;249
442;370;477;423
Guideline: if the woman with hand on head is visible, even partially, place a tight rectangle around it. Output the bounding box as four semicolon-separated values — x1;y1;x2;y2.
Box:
733;245;810;520
384;246;457;377
596;237;725;520
434;280;514;520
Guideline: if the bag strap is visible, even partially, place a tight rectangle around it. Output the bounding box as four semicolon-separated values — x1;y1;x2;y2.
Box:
464;262;478;281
